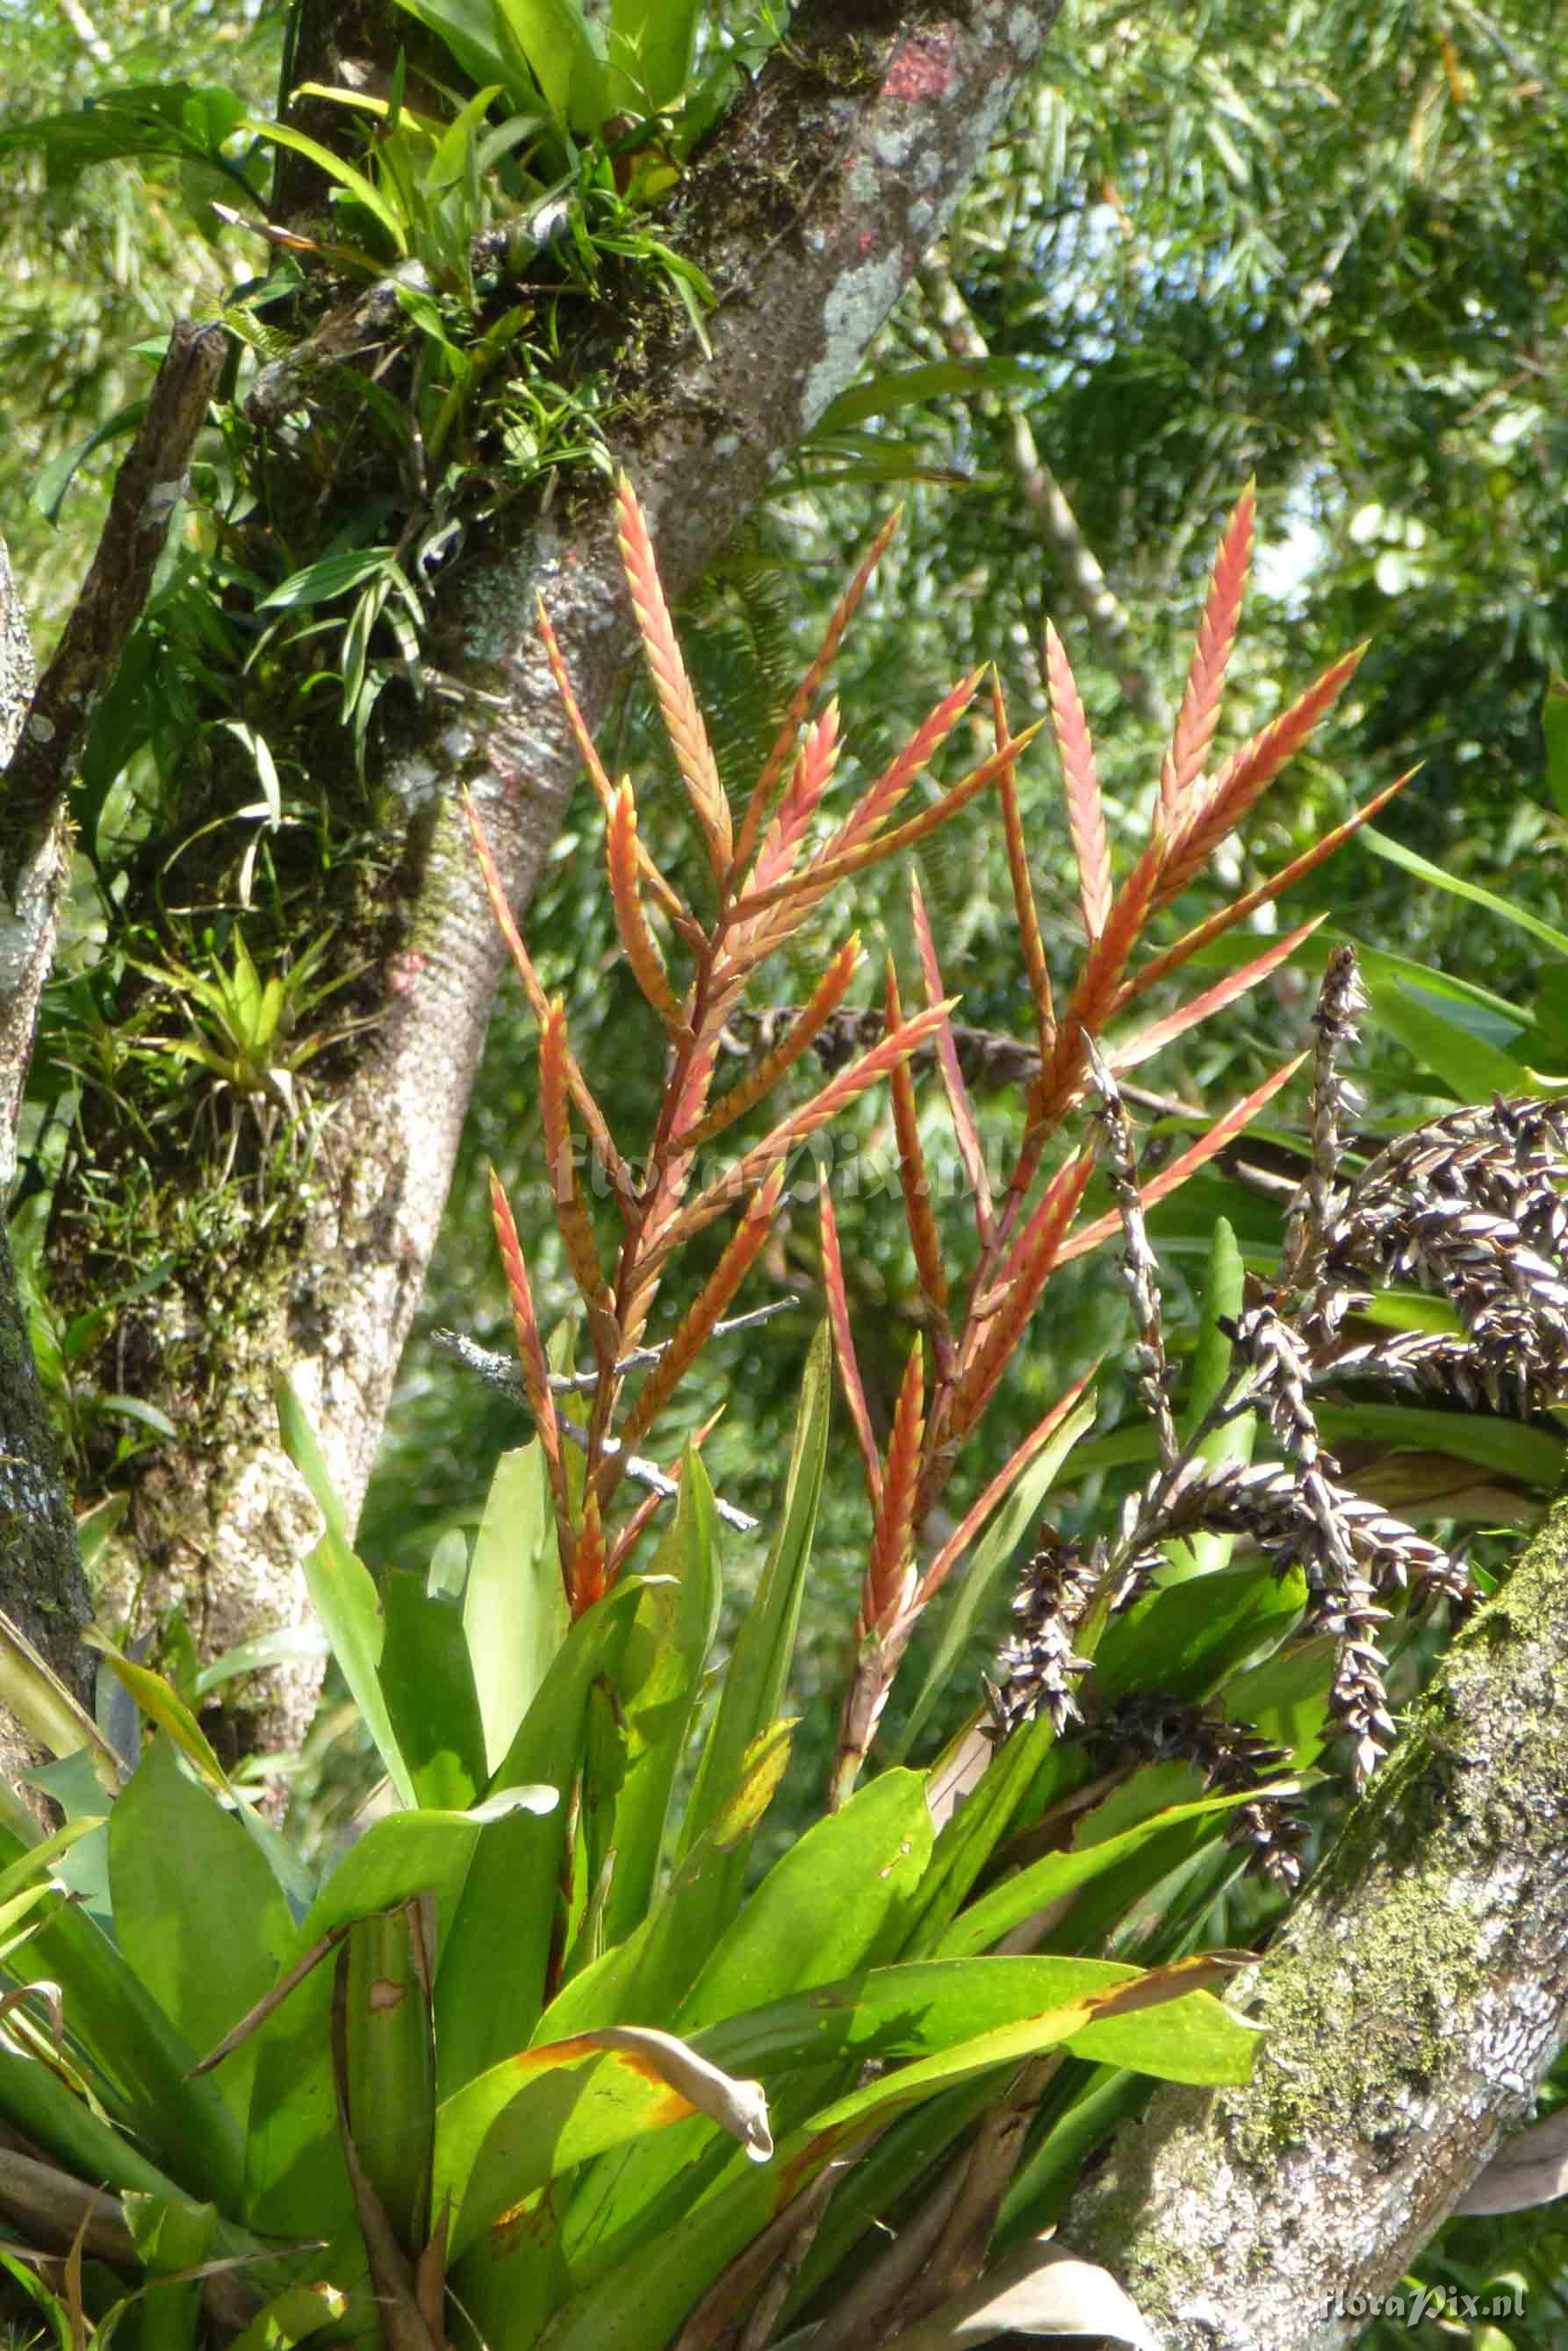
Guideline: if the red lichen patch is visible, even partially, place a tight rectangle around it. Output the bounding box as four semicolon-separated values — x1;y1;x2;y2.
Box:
885;27;959;104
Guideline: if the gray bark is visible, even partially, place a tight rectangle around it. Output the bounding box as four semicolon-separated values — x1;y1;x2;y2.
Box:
1064;1489;1568;2350
50;0;1064;1751
0;530;94;1753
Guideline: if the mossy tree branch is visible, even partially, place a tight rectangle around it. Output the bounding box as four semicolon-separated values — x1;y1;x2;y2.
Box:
1064;1487;1568;2350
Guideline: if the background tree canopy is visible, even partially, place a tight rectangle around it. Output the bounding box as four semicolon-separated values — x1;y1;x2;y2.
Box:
3;0;1567;2343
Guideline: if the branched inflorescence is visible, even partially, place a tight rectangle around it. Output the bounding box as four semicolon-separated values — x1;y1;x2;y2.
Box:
465;475;1427;1815
1305;1096;1568;1415
999;944;1568;1829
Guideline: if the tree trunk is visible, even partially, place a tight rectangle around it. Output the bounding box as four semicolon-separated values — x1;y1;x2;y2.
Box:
1064;1489;1568;2350
0;528;93;1759
36;1;1062;1756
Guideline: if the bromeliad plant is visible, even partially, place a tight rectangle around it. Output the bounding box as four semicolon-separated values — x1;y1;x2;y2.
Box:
462;478;1407;1807
0;482;1458;2351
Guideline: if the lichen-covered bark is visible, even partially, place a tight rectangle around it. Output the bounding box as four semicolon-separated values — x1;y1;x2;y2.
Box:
1064;1492;1568;2350
0;1223;94;1732
0;531;93;1743
66;0;1064;1751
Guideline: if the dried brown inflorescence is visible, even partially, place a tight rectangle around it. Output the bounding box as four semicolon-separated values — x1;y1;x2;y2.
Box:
997;947;1568;1831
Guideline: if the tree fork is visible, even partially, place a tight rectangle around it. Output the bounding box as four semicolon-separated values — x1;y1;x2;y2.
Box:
43;1;1065;1757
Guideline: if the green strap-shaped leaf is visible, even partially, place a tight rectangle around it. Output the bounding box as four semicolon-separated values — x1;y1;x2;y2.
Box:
465;1435;569;1773
675;1322;831;1904
437;2022;770;2261
685;1953;1261;2113
244;1804;550;2236
1089;1560;1307;1709
1162;1215;1252;1580
109;1736;293;2123
1362;824;1568;961
555;1770;932;2285
802;1956;1260;2135
577;1454;720;1964
937;1780;1286;1960
433;1578;645;2096
0;1819;244;2207
275;1374;415;1808
378;1572;488;1812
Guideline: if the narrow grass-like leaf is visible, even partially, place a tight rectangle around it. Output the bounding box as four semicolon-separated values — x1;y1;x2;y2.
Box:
243;120;406;249
1360;824;1568;960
